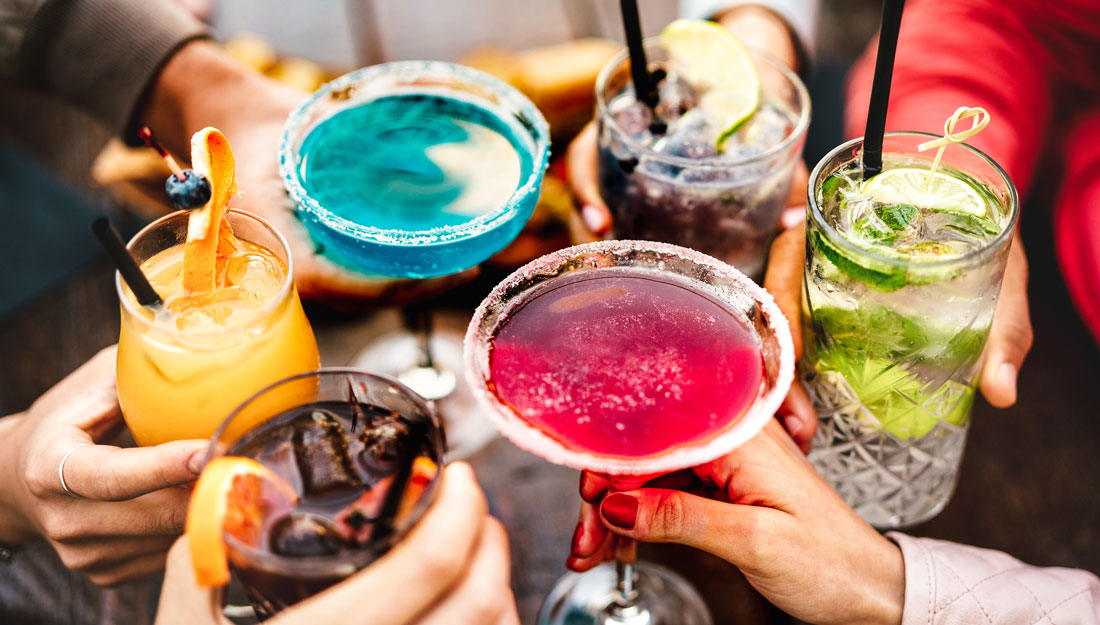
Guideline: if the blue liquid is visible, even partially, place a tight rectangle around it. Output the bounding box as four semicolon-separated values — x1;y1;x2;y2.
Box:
294;93;543;278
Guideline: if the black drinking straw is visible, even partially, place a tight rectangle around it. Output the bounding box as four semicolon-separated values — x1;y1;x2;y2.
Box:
372;417;427;542
92;217;163;307
862;0;907;178
620;0;658;109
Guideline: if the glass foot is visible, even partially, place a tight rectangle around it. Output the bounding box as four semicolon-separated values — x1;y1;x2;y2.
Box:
539;562;712;625
350;324;497;460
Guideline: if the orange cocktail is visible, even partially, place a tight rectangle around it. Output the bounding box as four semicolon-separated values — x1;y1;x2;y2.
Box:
116;209;319;445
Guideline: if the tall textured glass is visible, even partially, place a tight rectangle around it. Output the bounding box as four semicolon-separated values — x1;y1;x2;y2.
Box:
803;132;1019;528
596;41;810;279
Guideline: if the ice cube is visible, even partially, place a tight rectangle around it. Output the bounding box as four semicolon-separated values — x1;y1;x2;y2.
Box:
358;415;412;479
655;73;699;126
722;104;793;156
609;94;654;144
653;109;719;160
292;410;364;496
269;513;348;557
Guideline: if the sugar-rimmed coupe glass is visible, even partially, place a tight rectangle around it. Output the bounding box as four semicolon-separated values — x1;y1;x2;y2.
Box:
279;60;550;458
465;240;794;625
206;369;445;619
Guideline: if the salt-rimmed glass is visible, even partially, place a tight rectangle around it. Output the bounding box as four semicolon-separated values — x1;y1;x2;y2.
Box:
206;369;446;619
465;240;794;625
279;60;550;279
279;61;551;459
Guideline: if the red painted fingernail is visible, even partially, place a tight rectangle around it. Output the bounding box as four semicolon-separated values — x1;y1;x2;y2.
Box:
601;493;638;530
569;524;584;556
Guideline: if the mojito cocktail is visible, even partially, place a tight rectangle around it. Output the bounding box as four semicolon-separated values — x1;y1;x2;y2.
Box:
597;20;809;278
803;132;1019;528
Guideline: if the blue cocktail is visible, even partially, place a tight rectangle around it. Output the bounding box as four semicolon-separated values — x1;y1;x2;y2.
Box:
280;61;550;278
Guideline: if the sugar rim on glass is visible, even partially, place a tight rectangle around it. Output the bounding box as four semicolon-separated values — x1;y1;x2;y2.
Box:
595;41;812;170
463;240;795;475
278;60;551;248
807;131;1020;271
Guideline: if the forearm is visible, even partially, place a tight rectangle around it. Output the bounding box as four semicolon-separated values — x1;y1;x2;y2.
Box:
890;533;1100;625
6;0;208;138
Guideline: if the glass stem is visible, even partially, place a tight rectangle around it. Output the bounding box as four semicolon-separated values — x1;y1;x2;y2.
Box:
401;305;435;370
606;540;649;623
615;559;639;607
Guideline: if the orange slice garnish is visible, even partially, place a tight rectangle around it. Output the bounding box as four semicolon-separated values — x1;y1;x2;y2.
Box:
185;457;297;587
183;127;239;293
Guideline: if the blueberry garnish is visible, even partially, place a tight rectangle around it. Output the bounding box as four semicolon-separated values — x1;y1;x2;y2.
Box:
165;170;212;210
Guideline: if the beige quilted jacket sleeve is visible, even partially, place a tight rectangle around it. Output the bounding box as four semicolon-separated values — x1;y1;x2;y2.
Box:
890;533;1100;625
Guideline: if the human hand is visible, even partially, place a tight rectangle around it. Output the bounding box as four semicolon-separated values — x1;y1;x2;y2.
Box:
763;222;1033;428
0;345;207;586
142;40;476;308
155;463;518;625
567;420;904;625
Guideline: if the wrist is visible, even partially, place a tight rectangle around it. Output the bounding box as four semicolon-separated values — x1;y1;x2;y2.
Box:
139;40;302;157
852;531;905;625
0;415;40;546
714;5;801;73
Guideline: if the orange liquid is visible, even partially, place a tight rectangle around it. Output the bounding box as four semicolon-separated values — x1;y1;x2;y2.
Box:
117;239;320;446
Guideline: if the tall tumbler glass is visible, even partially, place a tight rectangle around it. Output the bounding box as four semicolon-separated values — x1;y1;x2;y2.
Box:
803;132;1019;528
596;41;810;279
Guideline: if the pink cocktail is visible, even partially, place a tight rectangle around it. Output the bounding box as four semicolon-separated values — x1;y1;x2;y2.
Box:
465;241;794;625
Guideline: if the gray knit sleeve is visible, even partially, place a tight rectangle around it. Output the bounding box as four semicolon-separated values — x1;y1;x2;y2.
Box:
5;0;209;136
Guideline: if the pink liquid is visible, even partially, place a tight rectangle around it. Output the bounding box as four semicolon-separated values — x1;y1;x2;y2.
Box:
487;269;763;458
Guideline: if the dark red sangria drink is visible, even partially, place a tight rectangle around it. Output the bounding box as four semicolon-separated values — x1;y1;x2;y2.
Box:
195;370;444;620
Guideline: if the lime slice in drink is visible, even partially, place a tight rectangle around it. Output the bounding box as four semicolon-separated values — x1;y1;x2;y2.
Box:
861;168;988;216
659;19;761;150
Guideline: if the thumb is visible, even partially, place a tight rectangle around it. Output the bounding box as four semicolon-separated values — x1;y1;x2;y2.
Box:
155;536;228;625
598;489;781;566
61;439;207;501
565;122;612;238
980;233;1032;408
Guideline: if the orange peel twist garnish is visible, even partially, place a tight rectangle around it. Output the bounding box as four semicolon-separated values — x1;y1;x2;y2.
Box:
183;128;239;293
917;106;990;186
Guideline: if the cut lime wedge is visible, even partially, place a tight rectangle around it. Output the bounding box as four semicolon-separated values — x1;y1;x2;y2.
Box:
659;19;761;151
860;168;989;216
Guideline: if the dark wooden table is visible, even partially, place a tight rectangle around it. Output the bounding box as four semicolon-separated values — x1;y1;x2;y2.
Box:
2;209;1098;624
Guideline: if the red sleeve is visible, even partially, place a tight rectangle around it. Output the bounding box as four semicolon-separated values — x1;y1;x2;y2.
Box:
845;0;1055;196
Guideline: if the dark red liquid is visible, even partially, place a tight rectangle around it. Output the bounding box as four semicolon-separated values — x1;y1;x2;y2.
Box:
488;269;763;458
226;400;439;619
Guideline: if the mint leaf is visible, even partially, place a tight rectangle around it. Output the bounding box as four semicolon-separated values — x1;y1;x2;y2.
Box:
875;203;917;231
